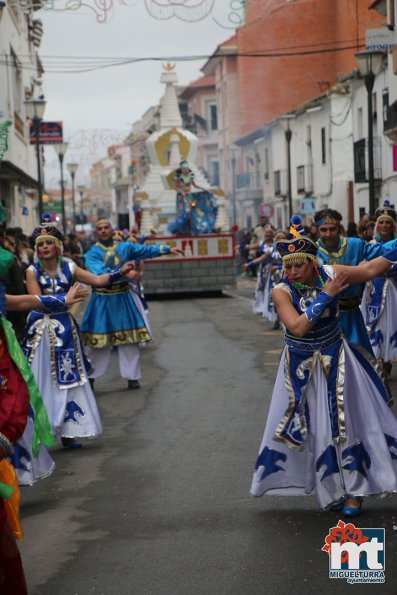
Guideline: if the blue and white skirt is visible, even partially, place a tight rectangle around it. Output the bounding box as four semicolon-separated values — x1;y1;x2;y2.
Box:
250;339;397;509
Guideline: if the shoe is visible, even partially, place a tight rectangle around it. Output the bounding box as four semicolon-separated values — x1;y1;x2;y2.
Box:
127;379;140;390
329;497;345;512
89;378;95;389
343;496;363;518
61;437;82;449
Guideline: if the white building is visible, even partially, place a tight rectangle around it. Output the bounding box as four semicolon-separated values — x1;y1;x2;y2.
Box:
0;0;45;231
235;85;355;230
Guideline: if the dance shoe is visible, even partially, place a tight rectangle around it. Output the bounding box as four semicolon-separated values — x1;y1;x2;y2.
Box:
127;379;140;390
61;437;82;449
329;497;345;512
343;496;363;518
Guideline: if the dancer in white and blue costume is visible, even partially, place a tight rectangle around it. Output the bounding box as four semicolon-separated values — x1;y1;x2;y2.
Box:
243;228;275;315
314;209;383;354
81;219;183;389
22;224;136;458
251;216;397;516
361;201;397;377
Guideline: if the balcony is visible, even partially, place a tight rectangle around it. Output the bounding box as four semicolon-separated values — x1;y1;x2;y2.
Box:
296;164;313;194
353;137;382;183
236;171;262;190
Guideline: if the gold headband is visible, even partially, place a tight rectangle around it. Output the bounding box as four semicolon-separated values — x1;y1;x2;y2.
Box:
376;214;395;225
316;215;339;227
35;234;62;248
282;253;317;267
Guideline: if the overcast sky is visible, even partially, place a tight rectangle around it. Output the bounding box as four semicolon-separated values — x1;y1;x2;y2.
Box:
40;1;241;186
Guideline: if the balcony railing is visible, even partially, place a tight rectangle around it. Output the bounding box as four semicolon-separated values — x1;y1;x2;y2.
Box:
353;137;382;183
236;171;262;190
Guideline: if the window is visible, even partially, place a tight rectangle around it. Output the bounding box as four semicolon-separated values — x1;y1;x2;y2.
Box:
208;158;219;186
297;165;305;193
207;102;218;131
321;127;326;164
264;148;269;181
274;170;281;196
357;107;363;139
11;49;22;114
383;89;389;130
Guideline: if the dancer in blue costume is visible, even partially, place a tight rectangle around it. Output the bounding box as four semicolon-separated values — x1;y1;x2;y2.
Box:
361;201;397;378
314;208;383;353
251;216;397;516
22;224;135;458
81;219;183;390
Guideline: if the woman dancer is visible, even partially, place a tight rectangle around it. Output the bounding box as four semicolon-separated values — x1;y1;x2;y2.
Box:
22;225;134;453
361;201;397;378
250;217;397;517
242;227;276;316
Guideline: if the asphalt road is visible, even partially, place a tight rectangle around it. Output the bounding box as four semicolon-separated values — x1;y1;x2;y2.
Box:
19;279;397;595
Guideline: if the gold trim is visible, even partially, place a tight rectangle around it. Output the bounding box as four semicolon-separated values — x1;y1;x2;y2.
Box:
94;284;129;295
83;327;151;349
316;237;348;264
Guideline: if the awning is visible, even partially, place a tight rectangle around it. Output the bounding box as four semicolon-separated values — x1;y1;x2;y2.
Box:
0;161;38;189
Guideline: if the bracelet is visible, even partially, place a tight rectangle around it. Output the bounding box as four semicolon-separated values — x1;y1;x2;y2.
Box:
38;294;68;312
304;291;333;323
0;432;14;458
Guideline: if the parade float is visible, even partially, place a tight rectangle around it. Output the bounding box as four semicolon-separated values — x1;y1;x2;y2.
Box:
137;65;235;295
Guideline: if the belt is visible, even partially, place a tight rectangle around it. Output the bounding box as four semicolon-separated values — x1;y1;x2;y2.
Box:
285;323;342;352
93;284;129;295
338;296;361;311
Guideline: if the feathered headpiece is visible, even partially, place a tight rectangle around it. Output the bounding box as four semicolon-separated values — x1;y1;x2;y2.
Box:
276;215;318;267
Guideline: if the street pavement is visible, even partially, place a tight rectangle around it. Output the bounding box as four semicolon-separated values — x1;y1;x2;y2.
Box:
19;278;397;595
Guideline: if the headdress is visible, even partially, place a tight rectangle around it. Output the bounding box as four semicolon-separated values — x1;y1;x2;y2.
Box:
375;200;396;223
31;224;64;247
179;160;189;168
30;225;64;261
315;213;340;227
276;215;318;267
41;212;52;223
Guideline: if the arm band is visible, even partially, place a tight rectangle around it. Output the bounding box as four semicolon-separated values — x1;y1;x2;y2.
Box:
108;270;124;284
37;294;68;312
246;260;254;268
304;291;333;323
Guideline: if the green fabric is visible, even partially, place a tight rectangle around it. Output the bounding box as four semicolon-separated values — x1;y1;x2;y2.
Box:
0;247;14;278
0;119;12;164
1;317;55;455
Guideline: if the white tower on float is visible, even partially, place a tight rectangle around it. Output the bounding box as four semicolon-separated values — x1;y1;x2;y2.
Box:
141;64;209;231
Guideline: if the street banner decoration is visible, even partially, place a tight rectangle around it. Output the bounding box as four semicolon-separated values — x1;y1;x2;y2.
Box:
29;121;63;145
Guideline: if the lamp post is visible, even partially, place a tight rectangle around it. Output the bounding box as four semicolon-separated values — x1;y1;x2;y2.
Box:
278;114;296;223
227;144;239;228
77;185;85;225
67;163;78;229
53;143;68;234
355;50;385;216
24;96;46;223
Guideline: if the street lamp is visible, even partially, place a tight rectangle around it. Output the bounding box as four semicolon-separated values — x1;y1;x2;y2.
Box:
24;96;46;223
53;143;68;234
227;144;239;228
77;184;85;225
67;162;78;229
355;49;385;215
278;114;296;223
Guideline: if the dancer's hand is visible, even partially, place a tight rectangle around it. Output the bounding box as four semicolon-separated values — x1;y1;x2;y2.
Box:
324;272;349;297
66;283;89;304
121;261;135;275
169;247;184;256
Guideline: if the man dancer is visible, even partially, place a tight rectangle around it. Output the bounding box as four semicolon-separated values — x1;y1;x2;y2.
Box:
314;208;383;353
81;219;183;389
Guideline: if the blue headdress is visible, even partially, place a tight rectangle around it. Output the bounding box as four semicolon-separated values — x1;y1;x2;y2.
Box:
276;215;318;267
